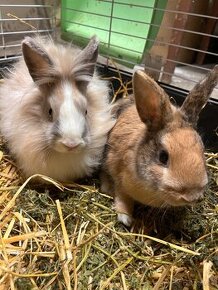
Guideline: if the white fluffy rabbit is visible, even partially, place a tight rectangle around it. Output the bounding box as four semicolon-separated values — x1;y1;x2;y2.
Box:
0;36;115;182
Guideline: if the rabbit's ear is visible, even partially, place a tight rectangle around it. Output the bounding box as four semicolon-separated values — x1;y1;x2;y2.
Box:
133;70;173;132
180;65;218;127
22;37;53;82
77;35;99;76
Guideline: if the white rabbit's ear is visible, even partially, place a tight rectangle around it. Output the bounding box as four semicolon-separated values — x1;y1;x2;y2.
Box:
76;35;99;76
133;70;173;133
22;37;53;82
180;65;218;127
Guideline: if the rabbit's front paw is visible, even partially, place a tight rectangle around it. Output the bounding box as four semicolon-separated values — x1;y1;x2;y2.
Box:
117;213;133;227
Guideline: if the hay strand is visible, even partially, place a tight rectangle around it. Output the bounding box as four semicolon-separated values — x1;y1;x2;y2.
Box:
203;260;213;290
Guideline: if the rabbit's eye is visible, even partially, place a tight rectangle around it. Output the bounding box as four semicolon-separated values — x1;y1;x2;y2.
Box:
48;108;53;119
85;110;87;115
76;80;88;93
159;149;169;166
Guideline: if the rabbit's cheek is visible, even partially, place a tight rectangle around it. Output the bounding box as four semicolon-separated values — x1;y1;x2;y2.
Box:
81;124;90;143
164;196;188;207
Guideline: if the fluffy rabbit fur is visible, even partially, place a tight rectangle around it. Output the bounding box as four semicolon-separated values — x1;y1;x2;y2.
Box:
0;36;115;182
101;67;218;226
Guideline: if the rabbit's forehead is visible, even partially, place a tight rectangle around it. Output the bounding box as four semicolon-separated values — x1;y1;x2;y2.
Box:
50;80;87;109
53;81;87;138
161;127;202;149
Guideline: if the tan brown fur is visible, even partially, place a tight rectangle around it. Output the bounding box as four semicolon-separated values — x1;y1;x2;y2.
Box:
101;69;217;226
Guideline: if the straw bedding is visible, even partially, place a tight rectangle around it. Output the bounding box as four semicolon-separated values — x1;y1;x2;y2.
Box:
0;74;217;290
0;129;217;290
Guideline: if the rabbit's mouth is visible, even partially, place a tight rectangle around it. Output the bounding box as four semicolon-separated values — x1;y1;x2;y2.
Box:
163;191;204;207
53;138;87;153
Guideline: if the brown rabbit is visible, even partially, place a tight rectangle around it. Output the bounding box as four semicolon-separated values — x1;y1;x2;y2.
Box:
101;67;218;226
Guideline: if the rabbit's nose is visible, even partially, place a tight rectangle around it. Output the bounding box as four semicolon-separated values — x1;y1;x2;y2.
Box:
181;191;204;203
61;140;84;151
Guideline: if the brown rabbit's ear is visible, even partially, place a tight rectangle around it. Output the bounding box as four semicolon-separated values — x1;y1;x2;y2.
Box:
180;65;218;126
22;37;53;82
76;35;99;76
133;70;173;132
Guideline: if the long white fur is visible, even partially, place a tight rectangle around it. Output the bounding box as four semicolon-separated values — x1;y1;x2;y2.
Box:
0;37;116;181
59;82;86;142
